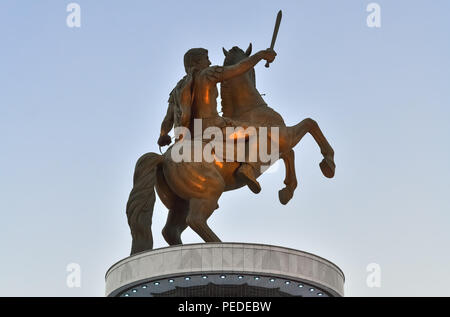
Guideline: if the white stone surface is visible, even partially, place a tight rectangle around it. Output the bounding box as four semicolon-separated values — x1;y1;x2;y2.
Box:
105;242;345;296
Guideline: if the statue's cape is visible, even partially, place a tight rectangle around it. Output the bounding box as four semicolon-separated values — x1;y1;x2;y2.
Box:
168;73;194;128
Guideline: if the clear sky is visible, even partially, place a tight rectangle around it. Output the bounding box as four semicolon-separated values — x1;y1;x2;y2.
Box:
1;0;449;296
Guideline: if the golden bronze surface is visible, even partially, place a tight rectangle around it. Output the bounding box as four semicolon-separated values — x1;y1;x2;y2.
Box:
127;13;335;255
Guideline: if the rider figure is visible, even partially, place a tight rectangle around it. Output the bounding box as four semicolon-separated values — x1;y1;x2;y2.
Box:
158;47;276;193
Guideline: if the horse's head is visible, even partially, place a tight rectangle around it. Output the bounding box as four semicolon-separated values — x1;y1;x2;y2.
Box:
222;43;255;87
221;43;264;118
222;43;252;66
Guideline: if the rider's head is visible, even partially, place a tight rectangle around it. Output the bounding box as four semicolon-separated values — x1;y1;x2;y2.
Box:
184;48;211;73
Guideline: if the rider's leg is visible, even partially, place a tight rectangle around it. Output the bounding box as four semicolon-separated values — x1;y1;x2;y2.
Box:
236;163;261;194
218;119;261;194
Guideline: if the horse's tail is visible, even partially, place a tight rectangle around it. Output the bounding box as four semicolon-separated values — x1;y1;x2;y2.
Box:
126;152;164;255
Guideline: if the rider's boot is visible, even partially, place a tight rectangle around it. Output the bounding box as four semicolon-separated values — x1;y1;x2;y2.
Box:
237;164;261;194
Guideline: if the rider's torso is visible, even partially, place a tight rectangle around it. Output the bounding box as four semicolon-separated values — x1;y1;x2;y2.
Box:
191;70;220;121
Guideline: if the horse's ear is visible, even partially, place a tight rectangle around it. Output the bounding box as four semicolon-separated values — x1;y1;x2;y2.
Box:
245;43;252;56
222;47;229;57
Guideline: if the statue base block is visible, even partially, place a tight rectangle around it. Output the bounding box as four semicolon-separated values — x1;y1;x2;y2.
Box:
105;243;344;297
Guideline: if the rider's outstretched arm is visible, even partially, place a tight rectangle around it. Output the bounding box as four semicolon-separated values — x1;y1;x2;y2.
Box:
221;49;276;82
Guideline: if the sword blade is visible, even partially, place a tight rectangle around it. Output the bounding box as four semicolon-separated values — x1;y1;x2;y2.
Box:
270;10;282;49
265;10;282;68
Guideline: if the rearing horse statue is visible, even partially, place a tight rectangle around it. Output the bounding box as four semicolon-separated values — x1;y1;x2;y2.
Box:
126;44;335;255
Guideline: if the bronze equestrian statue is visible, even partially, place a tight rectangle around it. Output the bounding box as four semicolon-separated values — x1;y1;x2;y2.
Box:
125;42;336;255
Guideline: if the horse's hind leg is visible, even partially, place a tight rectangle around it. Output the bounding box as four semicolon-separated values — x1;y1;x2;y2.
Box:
156;164;189;246
162;199;189;246
279;149;298;205
187;197;221;243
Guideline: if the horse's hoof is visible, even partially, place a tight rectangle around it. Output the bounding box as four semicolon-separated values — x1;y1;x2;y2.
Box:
320;157;335;178
278;188;294;205
248;180;261;194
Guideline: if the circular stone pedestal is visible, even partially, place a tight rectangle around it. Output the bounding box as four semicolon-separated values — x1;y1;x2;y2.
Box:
105;243;344;297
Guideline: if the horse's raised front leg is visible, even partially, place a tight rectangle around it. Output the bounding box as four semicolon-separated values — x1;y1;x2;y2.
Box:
281;118;335;179
305;119;335;178
279;149;298;205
